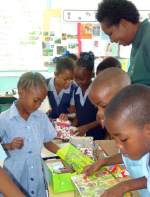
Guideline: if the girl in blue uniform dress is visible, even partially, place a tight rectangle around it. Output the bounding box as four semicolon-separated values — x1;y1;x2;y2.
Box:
47;57;76;119
0;72;60;197
73;51;106;140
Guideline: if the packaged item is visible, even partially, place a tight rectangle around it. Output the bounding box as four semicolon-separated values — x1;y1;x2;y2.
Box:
56;143;94;173
69;136;94;159
54;118;77;140
72;172;132;197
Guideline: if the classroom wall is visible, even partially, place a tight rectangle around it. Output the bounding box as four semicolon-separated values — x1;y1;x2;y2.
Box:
60;0;150;10
1;0;150;93
0;70;54;92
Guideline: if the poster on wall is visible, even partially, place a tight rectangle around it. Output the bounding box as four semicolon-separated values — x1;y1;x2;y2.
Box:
80;23;93;39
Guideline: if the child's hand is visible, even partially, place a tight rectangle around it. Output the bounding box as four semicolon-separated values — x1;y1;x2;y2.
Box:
46;109;52;116
61;160;74;173
100;184;125;197
84;160;104;176
59;113;68;121
76;125;88;136
10;137;24;150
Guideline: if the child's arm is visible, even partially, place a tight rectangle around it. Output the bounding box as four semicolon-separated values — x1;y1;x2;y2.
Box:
84;153;122;176
0;168;25;197
101;177;147;197
76;121;99;136
44;141;60;154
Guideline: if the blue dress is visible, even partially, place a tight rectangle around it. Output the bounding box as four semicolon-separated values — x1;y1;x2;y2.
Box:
47;78;76;119
0;103;56;197
74;86;106;140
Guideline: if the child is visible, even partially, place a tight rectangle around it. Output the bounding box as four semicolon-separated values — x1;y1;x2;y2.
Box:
84;68;149;196
96;0;150;85
96;56;121;75
96;57;122;130
104;84;150;196
73;51;106;140
0;167;24;197
0;72;60;197
63;50;78;63
0;145;24;197
47;57;76;119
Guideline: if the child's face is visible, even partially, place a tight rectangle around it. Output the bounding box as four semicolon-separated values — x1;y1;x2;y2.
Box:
19;86;47;114
105;117;150;160
55;69;73;89
101;19;136;46
89;85;115;127
74;67;92;90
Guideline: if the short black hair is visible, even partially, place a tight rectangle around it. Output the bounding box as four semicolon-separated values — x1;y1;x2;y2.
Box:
76;51;95;72
96;57;121;74
56;57;74;73
96;0;139;26
105;84;150;128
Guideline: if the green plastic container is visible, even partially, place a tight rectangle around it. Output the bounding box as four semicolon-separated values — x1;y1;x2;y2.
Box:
49;167;76;193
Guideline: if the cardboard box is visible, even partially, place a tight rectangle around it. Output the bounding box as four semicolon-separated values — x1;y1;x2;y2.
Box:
95;140;118;157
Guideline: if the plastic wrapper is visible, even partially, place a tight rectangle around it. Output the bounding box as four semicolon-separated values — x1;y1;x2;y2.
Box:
53;118;77;140
69;136;94;159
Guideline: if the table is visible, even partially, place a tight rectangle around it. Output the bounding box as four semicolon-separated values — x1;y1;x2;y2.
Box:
42;140;140;197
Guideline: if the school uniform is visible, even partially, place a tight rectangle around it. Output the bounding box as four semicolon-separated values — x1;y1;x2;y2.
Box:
47;78;76;119
122;154;149;197
74;86;106;140
142;153;150;196
0;102;56;197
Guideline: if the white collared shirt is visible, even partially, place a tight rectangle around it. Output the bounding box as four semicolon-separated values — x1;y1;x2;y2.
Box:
74;85;91;106
48;78;74;106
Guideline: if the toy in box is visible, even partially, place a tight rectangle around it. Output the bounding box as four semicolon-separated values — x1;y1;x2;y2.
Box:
56;143;94;173
69;136;94;159
54;118;77;140
71;172;132;197
101;164;129;178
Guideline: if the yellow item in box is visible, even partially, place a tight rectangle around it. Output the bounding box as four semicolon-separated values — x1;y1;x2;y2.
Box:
56;143;94;173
